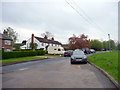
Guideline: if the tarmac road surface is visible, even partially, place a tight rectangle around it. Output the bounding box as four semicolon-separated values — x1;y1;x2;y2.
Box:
2;56;116;88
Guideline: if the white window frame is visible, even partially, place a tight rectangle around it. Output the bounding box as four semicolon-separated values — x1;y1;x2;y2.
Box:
5;40;11;45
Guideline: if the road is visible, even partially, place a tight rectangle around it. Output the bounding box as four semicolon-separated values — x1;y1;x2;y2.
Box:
2;56;116;88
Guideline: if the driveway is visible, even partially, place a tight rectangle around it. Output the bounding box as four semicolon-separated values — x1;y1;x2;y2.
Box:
2;57;115;88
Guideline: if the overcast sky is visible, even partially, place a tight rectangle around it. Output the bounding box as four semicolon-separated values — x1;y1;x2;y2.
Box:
1;0;118;44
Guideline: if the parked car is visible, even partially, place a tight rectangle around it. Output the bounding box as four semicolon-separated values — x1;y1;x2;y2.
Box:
103;49;107;51
82;48;85;52
90;49;95;53
64;50;73;57
74;49;82;51
82;48;91;54
48;46;65;55
71;50;87;64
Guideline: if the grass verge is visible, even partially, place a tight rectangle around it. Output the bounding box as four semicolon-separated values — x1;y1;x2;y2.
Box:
42;55;63;57
87;51;119;83
2;56;47;66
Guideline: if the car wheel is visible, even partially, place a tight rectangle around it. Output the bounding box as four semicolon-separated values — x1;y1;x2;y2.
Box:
71;59;74;64
84;61;87;64
71;61;73;64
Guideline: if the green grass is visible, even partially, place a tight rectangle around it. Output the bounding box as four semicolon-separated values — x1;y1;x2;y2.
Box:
2;56;47;65
42;55;63;57
1;54;62;65
87;51;119;83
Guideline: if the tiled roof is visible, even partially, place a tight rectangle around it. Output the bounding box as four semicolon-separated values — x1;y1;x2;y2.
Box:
0;34;12;40
35;36;62;45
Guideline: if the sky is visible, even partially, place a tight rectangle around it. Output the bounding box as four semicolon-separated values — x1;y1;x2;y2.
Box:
1;0;119;44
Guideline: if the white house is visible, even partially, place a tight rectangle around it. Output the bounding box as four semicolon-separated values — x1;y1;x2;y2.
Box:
21;34;62;50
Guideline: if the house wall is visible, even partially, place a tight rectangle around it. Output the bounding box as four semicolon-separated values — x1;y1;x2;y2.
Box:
2;39;13;51
25;37;61;50
34;38;45;49
26;38;32;49
0;39;2;49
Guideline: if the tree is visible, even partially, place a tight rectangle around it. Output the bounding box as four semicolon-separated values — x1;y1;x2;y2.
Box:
117;43;120;50
109;39;116;50
103;40;116;50
103;41;109;50
30;43;38;49
68;34;91;50
13;43;23;50
90;39;103;51
41;31;54;39
4;27;18;43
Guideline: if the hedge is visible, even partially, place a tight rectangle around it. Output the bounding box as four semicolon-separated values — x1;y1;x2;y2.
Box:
13;48;44;51
2;50;45;59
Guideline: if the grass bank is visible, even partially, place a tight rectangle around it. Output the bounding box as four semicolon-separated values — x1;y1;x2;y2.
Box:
87;51;119;83
2;56;47;66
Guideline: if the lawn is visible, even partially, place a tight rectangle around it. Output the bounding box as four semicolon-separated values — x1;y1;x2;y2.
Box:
2;56;47;65
42;54;63;57
87;51;119;83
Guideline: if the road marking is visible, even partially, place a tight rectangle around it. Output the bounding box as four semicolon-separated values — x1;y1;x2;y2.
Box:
19;68;28;71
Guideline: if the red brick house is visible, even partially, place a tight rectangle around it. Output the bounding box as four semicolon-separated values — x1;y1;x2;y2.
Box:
0;30;13;51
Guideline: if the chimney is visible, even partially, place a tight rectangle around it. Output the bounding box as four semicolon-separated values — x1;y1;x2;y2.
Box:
44;35;47;39
51;37;54;41
3;30;8;36
31;34;34;44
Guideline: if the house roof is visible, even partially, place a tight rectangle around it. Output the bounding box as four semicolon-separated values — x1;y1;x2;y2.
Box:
0;34;13;40
35;36;62;45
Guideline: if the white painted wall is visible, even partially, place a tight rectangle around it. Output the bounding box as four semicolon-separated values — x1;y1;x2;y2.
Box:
24;37;61;50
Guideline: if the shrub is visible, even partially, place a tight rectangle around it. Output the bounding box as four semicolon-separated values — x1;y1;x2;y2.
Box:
2;50;45;59
36;50;45;55
13;49;32;51
30;43;38;49
13;49;45;51
44;50;48;54
39;48;44;50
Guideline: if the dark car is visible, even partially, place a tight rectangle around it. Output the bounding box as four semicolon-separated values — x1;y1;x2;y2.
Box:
64;50;73;57
71;51;87;64
82;48;91;54
103;49;106;51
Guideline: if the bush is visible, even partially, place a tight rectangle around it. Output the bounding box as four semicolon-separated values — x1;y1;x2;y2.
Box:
36;50;45;55
44;50;48;54
39;48;44;50
2;50;45;59
13;49;32;51
13;49;45;51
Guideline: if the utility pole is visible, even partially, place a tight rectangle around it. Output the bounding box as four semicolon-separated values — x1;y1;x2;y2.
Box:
108;34;110;51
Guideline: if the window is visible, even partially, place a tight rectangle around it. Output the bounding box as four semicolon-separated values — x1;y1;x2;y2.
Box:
58;49;61;51
54;49;56;50
62;49;65;51
41;43;44;46
5;40;11;45
5;49;11;51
